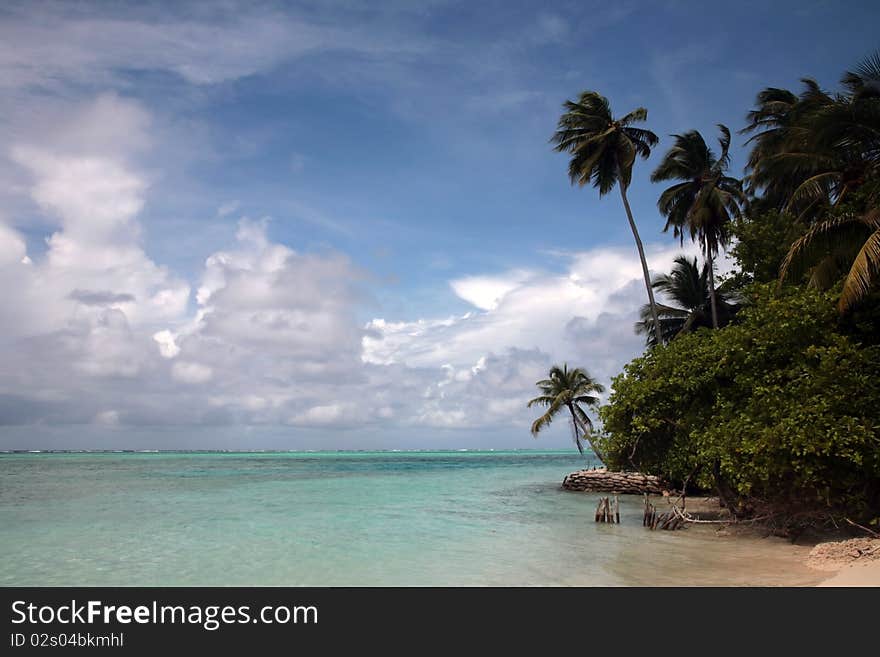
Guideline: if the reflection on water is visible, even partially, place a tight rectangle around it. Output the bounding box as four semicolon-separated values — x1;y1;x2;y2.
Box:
0;451;824;586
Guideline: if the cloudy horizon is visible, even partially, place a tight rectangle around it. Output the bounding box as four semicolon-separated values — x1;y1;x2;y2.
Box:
0;1;876;449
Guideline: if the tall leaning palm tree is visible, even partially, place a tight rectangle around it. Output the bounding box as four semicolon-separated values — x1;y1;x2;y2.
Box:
650;125;743;328
528;364;605;462
551;91;663;345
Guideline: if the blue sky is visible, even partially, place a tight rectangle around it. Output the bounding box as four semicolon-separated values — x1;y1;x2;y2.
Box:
0;1;877;449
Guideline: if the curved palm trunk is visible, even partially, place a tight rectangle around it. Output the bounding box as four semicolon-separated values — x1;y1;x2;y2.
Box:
619;185;663;345
567;402;604;465
706;250;719;329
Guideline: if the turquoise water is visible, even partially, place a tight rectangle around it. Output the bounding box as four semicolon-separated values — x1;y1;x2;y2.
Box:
0;451;823;586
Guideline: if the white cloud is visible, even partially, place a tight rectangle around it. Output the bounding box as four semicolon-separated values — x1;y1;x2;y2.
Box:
0;95;190;342
0;220;28;266
450;269;535;310
0;93;728;440
171;361;213;384
0;68;736;446
364;242;713;389
0;6;426;91
153;330;180;359
289;403;346;427
216;201;241;218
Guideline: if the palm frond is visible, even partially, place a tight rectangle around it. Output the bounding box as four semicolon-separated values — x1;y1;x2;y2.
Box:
785;171;840;212
840;228;880;312
842;50;880;100
618;107;649;125
530;394;564;435
716;123;732;170
779;213;876;285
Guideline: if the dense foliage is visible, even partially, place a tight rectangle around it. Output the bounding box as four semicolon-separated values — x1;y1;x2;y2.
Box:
598;284;880;527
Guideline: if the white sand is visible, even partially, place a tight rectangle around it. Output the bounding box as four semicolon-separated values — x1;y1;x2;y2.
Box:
807;537;880;586
817;560;880;586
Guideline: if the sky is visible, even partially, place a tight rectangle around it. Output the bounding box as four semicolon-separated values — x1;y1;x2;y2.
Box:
0;0;877;450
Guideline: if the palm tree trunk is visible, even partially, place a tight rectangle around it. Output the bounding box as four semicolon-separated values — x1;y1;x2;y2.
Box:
568;403;604;465
706;249;719;329
619;185;663;345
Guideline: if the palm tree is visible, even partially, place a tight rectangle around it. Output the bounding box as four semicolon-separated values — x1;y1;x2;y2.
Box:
741;79;836;212
550;91;663;345
635;255;738;346
650;125;743;328
774;52;880;311
527;364;605;462
743;54;880;221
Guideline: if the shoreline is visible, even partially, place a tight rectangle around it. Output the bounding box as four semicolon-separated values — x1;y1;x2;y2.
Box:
641;494;880;586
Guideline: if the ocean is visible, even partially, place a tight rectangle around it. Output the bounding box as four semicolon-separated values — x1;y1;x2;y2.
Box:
0;450;823;586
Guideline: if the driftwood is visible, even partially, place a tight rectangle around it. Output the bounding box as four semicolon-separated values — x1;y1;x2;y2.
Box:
564;468;665;494
670;503;768;526
643;494;684;531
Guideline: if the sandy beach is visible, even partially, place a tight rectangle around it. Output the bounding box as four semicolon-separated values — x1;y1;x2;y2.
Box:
817;561;880;586
646;495;880;586
808;537;880;586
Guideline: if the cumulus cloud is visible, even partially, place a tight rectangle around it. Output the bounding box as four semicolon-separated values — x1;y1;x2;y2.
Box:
0;87;732;446
171;361;213;385
364;243;711;388
1;94;190;340
0;87;381;436
450;269;536;311
0;92;723;443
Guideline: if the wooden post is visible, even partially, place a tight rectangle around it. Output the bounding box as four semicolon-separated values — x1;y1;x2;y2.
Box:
614;495;620;524
652;511;666;530
595;498;603;522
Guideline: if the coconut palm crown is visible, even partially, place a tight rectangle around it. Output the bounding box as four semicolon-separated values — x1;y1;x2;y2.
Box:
651;125;743;327
769;51;880;312
527;364;605;462
550;91;664;345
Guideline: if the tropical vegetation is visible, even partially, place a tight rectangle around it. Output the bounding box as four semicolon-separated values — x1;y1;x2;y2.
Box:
634;255;737;346
650;125;743;328
528;364;605;462
546;51;880;531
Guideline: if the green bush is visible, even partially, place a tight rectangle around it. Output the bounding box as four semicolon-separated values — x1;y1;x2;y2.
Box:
598;283;880;525
729;208;805;285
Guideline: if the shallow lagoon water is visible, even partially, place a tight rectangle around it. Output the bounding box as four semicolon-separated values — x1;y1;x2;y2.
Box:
0;451;823;586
